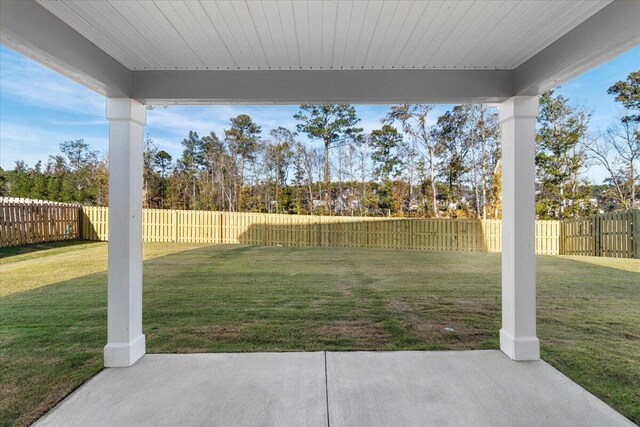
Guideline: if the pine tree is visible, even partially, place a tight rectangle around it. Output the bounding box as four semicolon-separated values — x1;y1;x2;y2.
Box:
536;90;593;219
225;115;262;210
294;104;362;194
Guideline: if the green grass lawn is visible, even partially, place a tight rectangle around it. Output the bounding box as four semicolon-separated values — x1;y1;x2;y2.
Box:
1;242;639;426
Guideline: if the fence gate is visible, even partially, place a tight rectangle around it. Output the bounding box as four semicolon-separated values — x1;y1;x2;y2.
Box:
561;210;639;259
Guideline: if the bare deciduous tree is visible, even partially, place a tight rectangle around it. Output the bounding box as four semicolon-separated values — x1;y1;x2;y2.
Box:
586;118;640;209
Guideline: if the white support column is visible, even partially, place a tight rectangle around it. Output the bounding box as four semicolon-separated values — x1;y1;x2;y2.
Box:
498;96;540;361
104;98;146;367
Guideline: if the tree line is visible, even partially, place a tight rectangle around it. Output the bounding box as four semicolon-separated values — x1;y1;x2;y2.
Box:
1;70;638;220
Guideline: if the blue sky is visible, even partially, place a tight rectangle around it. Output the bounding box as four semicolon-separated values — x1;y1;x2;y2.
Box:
1;44;638;183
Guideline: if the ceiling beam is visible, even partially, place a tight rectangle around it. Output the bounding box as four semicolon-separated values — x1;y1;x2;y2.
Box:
131;69;513;105
514;0;640;95
0;0;131;98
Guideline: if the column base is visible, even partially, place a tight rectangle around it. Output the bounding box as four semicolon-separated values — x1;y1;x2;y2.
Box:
104;334;146;367
500;329;539;361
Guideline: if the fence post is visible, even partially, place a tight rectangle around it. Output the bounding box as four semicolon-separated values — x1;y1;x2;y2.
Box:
45;205;52;241
559;219;564;255
77;206;82;240
263;219;268;246
593;215;600;257
630;209;640;259
171;210;178;243
218;213;224;244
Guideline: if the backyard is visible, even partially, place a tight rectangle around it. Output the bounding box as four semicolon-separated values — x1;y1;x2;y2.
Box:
1;241;639;426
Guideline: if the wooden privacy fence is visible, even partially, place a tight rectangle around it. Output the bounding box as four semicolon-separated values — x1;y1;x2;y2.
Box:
3;200;637;258
0;198;80;248
81;207;562;255
561;210;640;258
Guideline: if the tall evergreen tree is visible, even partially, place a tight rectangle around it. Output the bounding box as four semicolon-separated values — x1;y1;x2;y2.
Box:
607;70;640;124
294;104;362;192
225;115;262;209
369;125;404;182
536;90;593;219
175;131;204;209
368;125;405;215
432;107;469;215
154;151;173;178
265;127;295;213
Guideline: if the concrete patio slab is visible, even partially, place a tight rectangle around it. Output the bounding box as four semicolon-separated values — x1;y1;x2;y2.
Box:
326;350;634;427
35;350;633;427
35;352;328;427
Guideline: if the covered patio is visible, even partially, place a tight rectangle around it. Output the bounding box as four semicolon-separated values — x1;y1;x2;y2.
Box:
2;0;639;425
35;351;634;426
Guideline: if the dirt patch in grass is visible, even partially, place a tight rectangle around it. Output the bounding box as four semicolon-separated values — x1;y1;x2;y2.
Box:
388;298;492;347
314;320;392;346
147;325;247;353
456;298;484;306
411;320;469;338
409;320;492;348
336;286;353;297
192;325;243;339
389;298;412;312
311;299;329;308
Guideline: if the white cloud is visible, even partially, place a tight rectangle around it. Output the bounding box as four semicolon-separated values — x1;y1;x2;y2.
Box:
0;49;105;116
146;105;303;144
147;107;224;136
150;136;183;153
146;104;304;138
0;121;107;168
145;105;309;158
45;118;107;127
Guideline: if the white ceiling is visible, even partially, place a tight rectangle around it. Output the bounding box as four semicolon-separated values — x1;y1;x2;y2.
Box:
36;0;612;71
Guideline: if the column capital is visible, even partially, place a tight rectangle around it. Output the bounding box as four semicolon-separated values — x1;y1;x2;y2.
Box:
498;96;539;123
106;98;147;126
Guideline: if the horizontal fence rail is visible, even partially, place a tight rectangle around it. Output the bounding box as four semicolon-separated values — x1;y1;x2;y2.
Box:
0;198;80;248
81;207;563;255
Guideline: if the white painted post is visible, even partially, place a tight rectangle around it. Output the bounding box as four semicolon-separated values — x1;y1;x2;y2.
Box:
498;96;540;361
104;98;146;367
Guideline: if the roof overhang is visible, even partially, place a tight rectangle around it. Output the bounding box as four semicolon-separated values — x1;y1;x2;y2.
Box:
1;0;639;105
